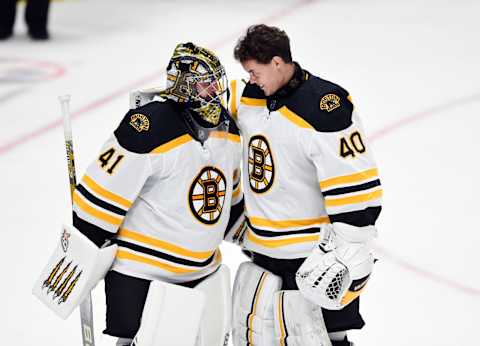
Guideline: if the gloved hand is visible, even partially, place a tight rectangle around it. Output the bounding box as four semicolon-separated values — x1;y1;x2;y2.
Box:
295;222;377;310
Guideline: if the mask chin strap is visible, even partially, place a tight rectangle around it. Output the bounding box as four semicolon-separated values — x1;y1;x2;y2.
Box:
182;107;229;144
182;108;211;144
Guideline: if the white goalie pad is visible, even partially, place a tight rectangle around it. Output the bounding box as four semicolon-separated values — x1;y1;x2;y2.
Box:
129;88;163;109
194;265;232;346
296;222;377;310
232;262;282;346
132;279;206;346
32;224;117;319
273;291;331;346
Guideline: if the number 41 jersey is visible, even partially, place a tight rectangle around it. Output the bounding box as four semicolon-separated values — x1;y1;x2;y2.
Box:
229;73;382;260
72;99;242;283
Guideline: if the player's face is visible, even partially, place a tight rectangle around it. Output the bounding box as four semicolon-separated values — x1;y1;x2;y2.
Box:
196;80;220;101
241;59;283;96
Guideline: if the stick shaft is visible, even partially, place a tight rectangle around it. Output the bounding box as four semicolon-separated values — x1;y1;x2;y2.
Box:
59;95;77;202
59;95;96;346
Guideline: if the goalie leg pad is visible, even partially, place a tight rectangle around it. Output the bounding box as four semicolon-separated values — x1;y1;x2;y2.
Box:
273;290;332;346
232;262;282;346
132;280;206;346
194;265;231;346
32;224;117;319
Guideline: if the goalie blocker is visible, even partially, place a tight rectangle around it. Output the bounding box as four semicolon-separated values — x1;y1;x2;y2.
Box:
32;224;117;319
33;224;232;346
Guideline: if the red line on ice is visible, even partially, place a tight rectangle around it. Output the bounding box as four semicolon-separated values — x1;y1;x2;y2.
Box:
0;0;319;155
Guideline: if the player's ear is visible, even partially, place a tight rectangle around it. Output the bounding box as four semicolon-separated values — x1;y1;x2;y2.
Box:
271;56;283;68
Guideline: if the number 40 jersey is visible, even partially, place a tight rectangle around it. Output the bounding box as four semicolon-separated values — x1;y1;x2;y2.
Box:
229;71;382;260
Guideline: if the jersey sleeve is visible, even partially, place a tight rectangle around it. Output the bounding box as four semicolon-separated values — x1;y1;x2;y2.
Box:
72;133;153;243
306;94;382;227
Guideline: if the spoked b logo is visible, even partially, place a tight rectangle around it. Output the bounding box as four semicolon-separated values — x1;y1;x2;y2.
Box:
248;135;274;193
189;166;227;225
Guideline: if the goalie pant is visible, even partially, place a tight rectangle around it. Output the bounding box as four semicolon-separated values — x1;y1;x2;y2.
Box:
103;270;205;338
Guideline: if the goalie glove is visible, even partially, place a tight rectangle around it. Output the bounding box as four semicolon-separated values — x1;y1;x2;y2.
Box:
295;222;377;310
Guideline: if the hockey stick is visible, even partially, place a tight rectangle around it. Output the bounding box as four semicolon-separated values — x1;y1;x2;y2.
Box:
59;95;96;346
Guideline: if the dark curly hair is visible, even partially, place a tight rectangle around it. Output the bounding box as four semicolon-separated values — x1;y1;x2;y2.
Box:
234;24;292;64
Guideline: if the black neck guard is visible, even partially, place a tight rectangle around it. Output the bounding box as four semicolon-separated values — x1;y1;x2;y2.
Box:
267;62;309;111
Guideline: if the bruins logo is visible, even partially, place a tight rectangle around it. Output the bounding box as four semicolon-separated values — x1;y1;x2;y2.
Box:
248;135;274;193
130;113;150;132
189;167;227;225
320;94;341;112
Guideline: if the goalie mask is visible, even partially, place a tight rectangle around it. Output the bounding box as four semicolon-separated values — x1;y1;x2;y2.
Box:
163;42;228;127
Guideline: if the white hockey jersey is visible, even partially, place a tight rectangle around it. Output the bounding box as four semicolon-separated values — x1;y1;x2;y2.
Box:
230;67;382;259
72;99;242;283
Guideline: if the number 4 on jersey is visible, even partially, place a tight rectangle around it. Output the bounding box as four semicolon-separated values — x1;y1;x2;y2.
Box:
340;131;366;158
98;148;124;174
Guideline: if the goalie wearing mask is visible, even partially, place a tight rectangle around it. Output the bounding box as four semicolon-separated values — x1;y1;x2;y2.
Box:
33;42;244;346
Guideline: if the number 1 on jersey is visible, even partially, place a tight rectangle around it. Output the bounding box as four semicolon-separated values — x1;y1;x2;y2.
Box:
98;148;124;174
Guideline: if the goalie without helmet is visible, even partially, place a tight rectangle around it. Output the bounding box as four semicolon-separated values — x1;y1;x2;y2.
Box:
229;24;382;346
33;42;245;346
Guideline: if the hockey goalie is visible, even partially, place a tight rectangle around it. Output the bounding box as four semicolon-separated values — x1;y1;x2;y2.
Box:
33;42;245;346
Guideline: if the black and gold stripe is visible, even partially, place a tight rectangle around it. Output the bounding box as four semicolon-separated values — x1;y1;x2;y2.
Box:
245;217;325;248
114;239;216;268
246;272;268;344
73;175;132;228
114;228;220;275
247;218;319;237
320;168;382;209
76;184;127;216
321;179;381;197
277;292;288;346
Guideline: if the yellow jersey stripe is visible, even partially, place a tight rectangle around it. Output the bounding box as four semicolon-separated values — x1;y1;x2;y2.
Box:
230;80;238;119
278;106;313;129
320;168;379;190
73;191;123;226
82;175;132;209
151;134;192;154
325;188;383;207
209;131;241;143
232;183;242;199
248;273;268;344
247;230;319;248
118;228;214;260
116;250;199;274
278;292;286;346
227;133;241;143
249;216;329;229
240;97;267;107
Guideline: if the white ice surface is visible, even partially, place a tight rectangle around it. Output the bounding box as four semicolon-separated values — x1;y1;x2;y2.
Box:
1;1;479;345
